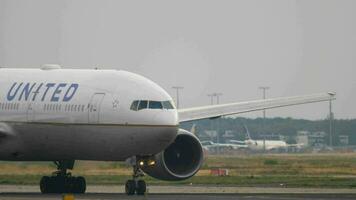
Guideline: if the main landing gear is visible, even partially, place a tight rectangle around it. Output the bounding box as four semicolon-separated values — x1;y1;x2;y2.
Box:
40;160;86;194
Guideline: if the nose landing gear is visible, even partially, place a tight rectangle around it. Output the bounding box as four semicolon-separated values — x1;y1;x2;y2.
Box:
125;164;147;195
40;160;86;194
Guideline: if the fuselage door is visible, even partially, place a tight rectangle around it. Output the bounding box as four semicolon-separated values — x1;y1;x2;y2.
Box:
88;93;105;124
26;92;37;122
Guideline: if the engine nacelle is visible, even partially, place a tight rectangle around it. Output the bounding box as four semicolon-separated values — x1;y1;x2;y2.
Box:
141;129;204;181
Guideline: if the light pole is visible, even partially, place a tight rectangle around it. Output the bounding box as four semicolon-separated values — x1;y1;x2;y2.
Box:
329;100;333;147
207;94;215;105
215;93;223;104
259;87;270;119
207;92;223;155
259;86;270;152
215;93;223;149
207;93;223;105
172;86;184;109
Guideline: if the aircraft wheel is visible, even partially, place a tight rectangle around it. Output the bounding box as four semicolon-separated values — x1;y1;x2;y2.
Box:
55;176;66;193
65;176;77;193
136;180;146;195
74;176;86;194
125;180;136;195
48;176;57;193
40;176;50;193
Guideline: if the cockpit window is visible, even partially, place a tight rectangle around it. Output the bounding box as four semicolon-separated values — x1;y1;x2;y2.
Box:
162;101;174;109
138;100;148;110
130;100;139;111
149;101;163;109
131;100;175;111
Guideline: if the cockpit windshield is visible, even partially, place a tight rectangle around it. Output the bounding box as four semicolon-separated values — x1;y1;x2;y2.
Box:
138;100;148;110
163;101;174;109
130;100;175;111
149;101;163;109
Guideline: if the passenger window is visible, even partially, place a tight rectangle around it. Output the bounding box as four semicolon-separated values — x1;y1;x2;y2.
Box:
149;101;163;109
138;100;148;110
130;100;139;111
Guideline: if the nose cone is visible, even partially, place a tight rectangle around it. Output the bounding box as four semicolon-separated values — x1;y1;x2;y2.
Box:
153;109;179;126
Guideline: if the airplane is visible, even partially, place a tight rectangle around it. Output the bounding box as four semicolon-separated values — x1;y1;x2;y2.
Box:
0;65;335;195
190;124;247;152
200;140;247;152
230;125;301;151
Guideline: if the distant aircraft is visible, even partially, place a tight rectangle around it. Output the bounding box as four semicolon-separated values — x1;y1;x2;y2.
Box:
200;140;247;151
190;124;247;152
0;66;335;195
230;125;300;151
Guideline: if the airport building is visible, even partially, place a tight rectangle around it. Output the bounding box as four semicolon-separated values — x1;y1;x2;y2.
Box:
296;131;327;147
339;135;349;146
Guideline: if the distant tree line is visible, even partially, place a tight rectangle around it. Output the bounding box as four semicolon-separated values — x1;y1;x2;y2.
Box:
180;117;356;145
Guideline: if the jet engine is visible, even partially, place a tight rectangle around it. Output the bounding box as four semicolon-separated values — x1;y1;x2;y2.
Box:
141;129;204;181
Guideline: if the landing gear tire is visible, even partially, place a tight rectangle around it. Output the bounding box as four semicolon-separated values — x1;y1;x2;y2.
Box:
40;176;50;193
40;175;87;194
74;176;86;194
125;180;136;195
124;179;146;195
136;180;146;195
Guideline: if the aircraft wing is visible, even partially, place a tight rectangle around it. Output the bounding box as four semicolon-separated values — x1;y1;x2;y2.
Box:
178;92;335;123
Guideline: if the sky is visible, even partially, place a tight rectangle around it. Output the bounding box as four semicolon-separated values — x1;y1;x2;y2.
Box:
0;0;355;120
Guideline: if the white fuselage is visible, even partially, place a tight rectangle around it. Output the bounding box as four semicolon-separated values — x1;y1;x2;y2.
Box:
0;68;179;161
201;141;247;151
245;139;287;151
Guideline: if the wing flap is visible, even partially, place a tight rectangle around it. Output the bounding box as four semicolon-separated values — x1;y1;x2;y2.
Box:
178;92;335;122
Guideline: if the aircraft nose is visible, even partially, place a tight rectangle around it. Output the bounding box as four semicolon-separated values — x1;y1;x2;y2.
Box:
152;110;179;126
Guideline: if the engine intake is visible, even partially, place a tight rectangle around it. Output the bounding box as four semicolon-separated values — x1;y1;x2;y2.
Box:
141;129;203;181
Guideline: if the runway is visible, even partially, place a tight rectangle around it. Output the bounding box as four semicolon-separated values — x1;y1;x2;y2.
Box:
0;185;356;200
1;193;356;200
